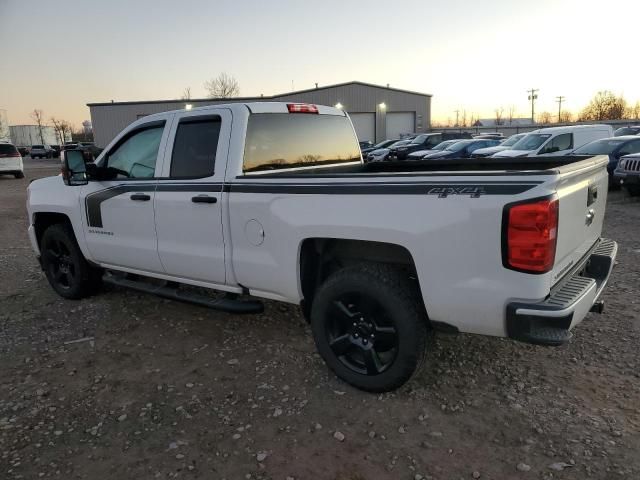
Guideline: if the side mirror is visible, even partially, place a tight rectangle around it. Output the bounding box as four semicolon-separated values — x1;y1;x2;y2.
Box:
61;149;88;186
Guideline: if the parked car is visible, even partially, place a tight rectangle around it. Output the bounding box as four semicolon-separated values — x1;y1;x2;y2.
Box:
406;139;461;160
572;136;640;186
614;153;640;196
30;144;54;159
50;145;61;158
0;143;24;178
361;139;398;155
471;133;527;158
76;142;102;161
613;126;640;137
388;132;472;161
17;146;30;157
473;133;505;139
421;139;502;160
493;125;613;158
364;139;411;163
359;140;374;149
27;101;617;392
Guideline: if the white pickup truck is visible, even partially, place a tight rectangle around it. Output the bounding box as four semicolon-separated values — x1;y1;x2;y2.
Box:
27;102;617;392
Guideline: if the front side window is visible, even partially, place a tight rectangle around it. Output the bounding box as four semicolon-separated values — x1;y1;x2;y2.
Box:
107;125;164;178
243;114;360;173
540;133;573;154
170;117;221;178
512;134;551;151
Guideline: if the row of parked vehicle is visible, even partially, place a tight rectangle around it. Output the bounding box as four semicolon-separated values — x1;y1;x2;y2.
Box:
359;124;640;196
0;141;103;179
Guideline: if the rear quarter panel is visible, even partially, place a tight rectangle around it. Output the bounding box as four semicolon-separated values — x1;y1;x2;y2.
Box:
228;175;558;337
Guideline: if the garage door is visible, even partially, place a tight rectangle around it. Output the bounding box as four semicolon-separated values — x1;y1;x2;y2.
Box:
348;113;375;143
386;112;415;139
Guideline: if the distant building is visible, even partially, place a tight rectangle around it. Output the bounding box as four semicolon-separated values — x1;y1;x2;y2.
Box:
473;118;533;127
10;125;58;147
0;109;10;143
87;81;433;147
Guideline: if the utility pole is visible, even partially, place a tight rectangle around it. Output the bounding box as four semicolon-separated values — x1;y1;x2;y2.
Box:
527;88;539;124
556;95;566;123
454;109;460;127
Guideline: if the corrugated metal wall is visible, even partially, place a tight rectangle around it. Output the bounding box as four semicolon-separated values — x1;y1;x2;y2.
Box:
89;84;431;147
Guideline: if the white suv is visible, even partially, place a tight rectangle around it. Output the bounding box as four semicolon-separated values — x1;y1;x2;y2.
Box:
0;143;24;178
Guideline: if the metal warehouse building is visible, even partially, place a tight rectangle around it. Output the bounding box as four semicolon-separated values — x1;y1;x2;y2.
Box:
88;81;432;148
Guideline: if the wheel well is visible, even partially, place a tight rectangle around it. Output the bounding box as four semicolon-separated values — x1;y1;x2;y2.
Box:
299;238;421;318
33;212;72;247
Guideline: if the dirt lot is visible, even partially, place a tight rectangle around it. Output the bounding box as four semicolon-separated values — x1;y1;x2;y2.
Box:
1;159;639;480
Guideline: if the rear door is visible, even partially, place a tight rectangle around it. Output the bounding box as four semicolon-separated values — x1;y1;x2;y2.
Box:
153;109;231;285
551;155;609;283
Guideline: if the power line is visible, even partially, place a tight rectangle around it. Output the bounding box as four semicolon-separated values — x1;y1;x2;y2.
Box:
527;89;539;124
556;96;566;123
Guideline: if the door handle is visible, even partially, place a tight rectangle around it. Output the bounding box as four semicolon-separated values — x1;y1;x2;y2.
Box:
191;195;218;204
130;193;151;201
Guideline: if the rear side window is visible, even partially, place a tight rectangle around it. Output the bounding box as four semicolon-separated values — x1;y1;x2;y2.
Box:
170;117;221;178
0;144;18;154
243;114;360;173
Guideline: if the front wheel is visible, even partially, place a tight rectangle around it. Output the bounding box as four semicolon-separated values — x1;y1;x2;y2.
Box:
40;223;102;299
310;263;429;392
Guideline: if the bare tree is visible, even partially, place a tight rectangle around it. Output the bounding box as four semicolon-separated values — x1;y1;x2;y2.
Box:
494;107;504;126
579;91;627;121
50;117;65;145
460;110;468;128
31;109;46;144
181;87;192;100
507;105;516;125
538;112;552;124
630;101;640;120
204;73;239;98
559;110;573;123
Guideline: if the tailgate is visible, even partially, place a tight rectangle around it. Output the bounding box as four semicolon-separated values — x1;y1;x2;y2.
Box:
551;155;609;284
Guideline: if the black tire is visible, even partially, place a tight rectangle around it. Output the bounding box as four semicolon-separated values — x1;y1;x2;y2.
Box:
310;263;429;392
14;172;24;179
40;223;102;299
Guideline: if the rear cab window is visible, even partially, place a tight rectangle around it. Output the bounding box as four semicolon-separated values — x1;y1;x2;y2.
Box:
242;114;360;173
0;144;18;155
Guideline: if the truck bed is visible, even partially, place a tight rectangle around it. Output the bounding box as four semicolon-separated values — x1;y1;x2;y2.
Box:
244;155;594;177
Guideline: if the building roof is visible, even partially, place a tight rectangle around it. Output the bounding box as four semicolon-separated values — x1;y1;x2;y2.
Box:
86;81;433;107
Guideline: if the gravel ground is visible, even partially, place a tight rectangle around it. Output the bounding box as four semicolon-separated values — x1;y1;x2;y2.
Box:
1;159;639;480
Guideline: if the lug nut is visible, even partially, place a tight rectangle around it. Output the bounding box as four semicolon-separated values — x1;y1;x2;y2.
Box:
363;339;368;344
354;333;359;338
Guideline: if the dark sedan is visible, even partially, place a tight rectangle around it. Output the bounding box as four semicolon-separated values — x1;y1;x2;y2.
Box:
361;139;398;155
420;139;502;160
572;136;640;186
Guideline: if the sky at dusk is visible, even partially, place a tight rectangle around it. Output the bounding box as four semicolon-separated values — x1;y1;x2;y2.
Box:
1;0;639;128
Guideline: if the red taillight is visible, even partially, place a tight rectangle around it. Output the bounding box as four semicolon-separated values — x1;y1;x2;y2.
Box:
0;152;20;157
287;103;318;114
504;197;559;273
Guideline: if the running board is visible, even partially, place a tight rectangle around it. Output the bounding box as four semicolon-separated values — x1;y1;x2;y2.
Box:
103;274;264;314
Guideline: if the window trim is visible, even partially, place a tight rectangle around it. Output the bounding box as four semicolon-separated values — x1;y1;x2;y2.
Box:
168;114;222;180
101;120;166;180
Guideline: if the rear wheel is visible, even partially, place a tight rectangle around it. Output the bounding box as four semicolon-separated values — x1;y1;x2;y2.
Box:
40;223;102;299
14;172;24;179
310;263;429;392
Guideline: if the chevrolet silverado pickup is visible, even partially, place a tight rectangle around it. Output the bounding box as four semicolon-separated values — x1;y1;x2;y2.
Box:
27;102;617;392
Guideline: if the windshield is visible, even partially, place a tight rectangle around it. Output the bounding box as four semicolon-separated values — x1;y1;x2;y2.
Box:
573;139;624;155
374;140;394;148
32;145;44;149
389;140;411;148
0;144;18;154
445;140;473;152
410;134;429;144
432;140;455;151
511;134;552;151
501;134;525;147
614;127;640;136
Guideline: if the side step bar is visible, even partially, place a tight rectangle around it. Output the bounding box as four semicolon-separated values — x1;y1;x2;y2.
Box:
103;274;264;314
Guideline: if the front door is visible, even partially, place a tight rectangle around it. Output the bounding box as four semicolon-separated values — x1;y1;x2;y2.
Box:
153;109;231;285
80;118;172;273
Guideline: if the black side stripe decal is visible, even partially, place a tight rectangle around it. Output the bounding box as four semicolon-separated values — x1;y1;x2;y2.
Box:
86;183;223;228
86;181;539;228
